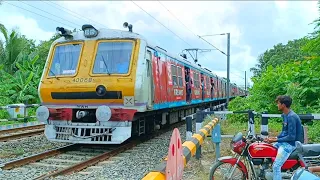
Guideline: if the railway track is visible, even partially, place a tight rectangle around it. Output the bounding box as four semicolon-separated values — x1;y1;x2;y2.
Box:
0;121;186;179
0;124;45;142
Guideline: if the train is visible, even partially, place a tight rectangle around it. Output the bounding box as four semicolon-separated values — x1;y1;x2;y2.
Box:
35;23;246;144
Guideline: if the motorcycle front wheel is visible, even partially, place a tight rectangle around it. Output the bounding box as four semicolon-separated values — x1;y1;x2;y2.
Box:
209;161;246;180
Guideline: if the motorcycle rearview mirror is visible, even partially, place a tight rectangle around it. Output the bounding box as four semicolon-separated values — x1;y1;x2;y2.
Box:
261;131;269;136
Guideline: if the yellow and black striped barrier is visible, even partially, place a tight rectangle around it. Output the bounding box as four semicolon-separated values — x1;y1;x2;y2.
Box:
142;117;219;180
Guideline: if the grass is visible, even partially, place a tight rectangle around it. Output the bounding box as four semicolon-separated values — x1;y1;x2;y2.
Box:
0;108;37;126
0;118;37;126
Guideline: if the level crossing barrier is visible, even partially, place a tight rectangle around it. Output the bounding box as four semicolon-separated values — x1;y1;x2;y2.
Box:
258;112;320;143
142;108;320;180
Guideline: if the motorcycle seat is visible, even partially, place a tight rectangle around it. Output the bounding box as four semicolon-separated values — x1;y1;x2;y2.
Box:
288;142;320;159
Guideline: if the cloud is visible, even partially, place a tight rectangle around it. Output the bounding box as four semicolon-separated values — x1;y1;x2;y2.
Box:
0;12;54;44
273;1;318;39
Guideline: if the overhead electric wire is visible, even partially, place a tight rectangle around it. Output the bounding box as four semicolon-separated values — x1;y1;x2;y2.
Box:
131;1;192;48
158;1;247;84
18;0;82;28
4;1;73;28
157;1;226;56
40;0;109;29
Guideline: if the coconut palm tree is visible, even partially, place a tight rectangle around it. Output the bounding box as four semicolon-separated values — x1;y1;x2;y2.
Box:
0;24;35;74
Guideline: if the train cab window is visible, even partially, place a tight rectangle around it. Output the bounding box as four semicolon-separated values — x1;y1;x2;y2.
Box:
171;65;178;86
93;41;133;74
177;66;183;87
49;43;82;77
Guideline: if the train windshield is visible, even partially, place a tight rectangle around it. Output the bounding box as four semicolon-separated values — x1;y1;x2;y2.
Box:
92;41;133;74
48;43;82;77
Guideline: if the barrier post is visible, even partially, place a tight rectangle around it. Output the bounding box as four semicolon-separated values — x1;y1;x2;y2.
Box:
261;111;268;138
303;126;308;144
195;109;203;160
186;116;192;141
248;110;255;136
212;123;221;160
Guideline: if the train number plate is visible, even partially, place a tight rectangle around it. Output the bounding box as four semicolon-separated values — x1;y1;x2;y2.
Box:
72;78;93;83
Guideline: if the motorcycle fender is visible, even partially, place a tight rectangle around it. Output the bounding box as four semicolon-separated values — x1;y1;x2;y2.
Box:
218;156;249;179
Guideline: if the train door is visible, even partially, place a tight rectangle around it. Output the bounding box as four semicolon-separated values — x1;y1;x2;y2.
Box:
200;73;205;101
218;79;222;98
167;60;173;103
152;51;161;104
184;66;191;103
146;49;153;108
158;52;168;105
193;70;200;100
213;77;217;99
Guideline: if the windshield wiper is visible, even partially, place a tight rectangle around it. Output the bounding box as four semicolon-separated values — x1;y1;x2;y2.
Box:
101;55;111;75
49;69;60;80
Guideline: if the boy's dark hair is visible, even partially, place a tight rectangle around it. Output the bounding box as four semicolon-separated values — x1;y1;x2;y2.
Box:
275;95;292;108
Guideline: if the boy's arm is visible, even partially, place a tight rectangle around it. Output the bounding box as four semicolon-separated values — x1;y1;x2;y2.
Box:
277;116;297;142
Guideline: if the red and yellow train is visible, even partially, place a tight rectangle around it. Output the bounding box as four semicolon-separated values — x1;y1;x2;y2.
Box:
35;23;246;144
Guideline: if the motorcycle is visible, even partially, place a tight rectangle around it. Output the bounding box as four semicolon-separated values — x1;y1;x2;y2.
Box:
290;142;320;180
209;127;320;180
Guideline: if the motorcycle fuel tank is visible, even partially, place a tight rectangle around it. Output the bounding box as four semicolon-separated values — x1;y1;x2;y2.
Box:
248;143;278;158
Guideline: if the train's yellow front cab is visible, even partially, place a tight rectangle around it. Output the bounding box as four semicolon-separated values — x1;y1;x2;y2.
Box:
38;25;149;113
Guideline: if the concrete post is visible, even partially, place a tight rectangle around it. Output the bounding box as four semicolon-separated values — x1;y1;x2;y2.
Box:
196;109;203;159
186;116;192;141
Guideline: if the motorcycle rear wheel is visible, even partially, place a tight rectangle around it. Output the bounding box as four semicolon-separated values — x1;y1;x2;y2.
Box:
209;161;246;180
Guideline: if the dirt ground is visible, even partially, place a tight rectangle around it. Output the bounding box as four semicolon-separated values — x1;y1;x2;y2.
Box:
182;137;234;180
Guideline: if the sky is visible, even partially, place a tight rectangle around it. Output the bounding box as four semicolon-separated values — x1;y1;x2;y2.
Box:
0;1;318;88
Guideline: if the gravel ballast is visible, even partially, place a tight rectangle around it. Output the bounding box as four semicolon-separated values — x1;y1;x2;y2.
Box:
0;135;70;164
0;120;206;180
54;124;190;180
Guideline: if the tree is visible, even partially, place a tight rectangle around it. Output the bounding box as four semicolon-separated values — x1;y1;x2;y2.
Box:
303;0;320;55
250;38;312;77
0;24;35;74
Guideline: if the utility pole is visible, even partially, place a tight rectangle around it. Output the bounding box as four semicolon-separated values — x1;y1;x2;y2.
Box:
226;33;230;107
198;33;231;106
245;71;247;96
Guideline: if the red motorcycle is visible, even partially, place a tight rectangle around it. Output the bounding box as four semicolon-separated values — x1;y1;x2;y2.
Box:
209;128;320;180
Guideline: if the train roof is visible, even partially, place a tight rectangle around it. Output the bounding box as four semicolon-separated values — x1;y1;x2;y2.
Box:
54;27;242;88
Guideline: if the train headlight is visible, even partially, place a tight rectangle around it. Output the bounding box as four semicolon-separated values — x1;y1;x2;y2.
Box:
82;24;98;38
36;106;49;124
96;105;112;122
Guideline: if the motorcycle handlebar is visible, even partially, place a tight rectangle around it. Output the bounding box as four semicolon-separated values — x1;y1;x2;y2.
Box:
245;134;264;143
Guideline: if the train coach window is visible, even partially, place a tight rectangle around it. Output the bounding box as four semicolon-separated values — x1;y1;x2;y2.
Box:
93;41;133;74
49;43;82;77
171;65;178;86
193;72;200;88
177;66;183;87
